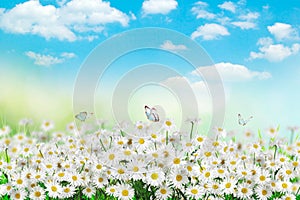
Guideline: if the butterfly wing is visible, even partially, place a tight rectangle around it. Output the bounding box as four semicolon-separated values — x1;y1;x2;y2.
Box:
75;112;87;122
238;114;246;126
145;106;159;122
150;108;159;122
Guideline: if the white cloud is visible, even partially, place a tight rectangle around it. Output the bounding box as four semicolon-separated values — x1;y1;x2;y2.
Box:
191;23;229;40
142;0;177;15
231;21;256;30
250;37;300;62
218;1;236;13
0;0;130;41
160;40;187;51
61;52;76;59
26;51;76;66
239;12;259;20
267;22;299;41
191;2;215;20
25;51;64;66
191;62;271;81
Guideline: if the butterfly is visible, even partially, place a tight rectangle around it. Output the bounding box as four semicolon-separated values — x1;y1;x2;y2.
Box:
238;113;253;126
75;111;93;122
145;105;159;122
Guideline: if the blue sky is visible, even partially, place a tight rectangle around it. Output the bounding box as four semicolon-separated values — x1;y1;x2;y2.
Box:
0;0;300;135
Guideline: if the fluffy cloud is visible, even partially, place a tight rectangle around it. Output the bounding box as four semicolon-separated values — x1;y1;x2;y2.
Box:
231;21;256;30
218;1;236;13
191;62;271;82
267;22;299;41
0;0;130;41
160;40;187;51
142;0;178;15
191;23;229;40
239;12;259;20
191;1;215;20
250;37;300;62
25;51;76;66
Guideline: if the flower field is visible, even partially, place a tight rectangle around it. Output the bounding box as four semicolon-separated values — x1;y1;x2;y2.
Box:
0;119;300;200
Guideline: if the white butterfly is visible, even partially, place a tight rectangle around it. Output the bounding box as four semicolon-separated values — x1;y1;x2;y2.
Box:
145;105;159;122
75;111;93;122
238;113;253;126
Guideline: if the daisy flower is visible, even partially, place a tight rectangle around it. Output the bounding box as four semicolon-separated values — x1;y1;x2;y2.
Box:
112;165;129;180
61;185;76;199
186;185;204;199
235;183;253;199
266;126;278;138
92;173;109;188
41;120;54;132
101;148;121;166
163;119;176;131
0;125;11;137
9;189;27;200
169;169;189;189
115;184;134;200
255;169;271;185
11;173;28;189
82;185;96;198
254;185;272;200
68;171;85;187
0;183;13;196
145;167;165;186
29;186;45;200
106;185;118;196
45;180;62;198
155;184;172;200
277;180;292;193
127;159;146;180
221;176;237;195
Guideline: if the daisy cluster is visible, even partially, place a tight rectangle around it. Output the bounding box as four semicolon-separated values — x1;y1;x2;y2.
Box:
0;118;299;200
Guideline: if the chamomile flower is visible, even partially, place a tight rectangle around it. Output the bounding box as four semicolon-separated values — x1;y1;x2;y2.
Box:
61;185;76;199
92;173;109;188
11;173;28;189
0;125;11;137
101;148;121;166
281;193;296;200
163;119;176;131
0;183;13;196
82;185;96;198
266;126;278;138
254;185;272;200
277;180;292;192
41;120;54;132
221;176;237;195
255;169;271;185
45;180;62;198
155;184;172;200
169;169;189;189
106;185;118;196
145;167;165;186
68;171;85;187
10;189;27;200
29;186;45;200
127;159;146;180
235;183;253;199
186;185;204;199
115;184;134;200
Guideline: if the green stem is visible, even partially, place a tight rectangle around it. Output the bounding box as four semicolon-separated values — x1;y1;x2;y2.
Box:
273;145;277;160
190;122;194;140
166;131;168;145
5;148;9;163
99;139;107;152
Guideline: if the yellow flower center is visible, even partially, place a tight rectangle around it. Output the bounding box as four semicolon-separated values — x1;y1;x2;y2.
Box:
262;190;267;195
173;158;180;165
151;173;159;180
139;138;145;144
109;154;115;160
225;183;231;188
165;120;172;127
98;177;103;182
51;186;57;192
72;176;78;181
191;189;198;194
176;175;182;181
160;188;167;194
241;188;248;194
34;191;41;197
122;190;129;196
